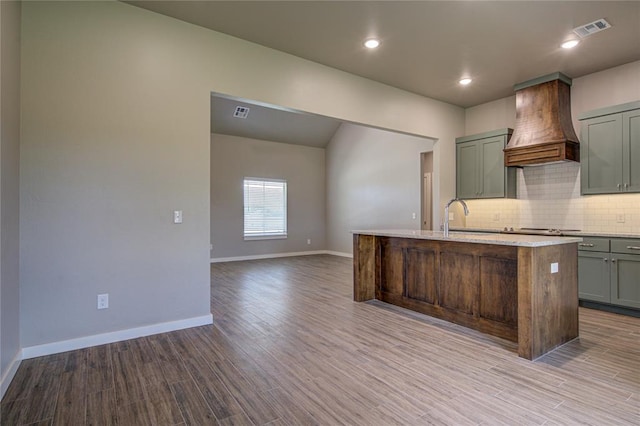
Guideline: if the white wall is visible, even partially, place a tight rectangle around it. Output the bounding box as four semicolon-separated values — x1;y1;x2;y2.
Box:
465;96;516;136
19;1;463;351
465;61;640;136
0;0;22;398
326;124;434;254
463;61;640;232
210;134;325;259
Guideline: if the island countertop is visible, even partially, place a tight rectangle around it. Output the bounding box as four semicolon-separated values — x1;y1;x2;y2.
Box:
352;229;582;247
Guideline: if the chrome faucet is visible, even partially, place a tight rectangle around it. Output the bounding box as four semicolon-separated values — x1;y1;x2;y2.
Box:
443;198;469;237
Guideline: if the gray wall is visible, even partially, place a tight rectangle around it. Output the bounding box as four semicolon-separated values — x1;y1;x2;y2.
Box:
1;0;21;393
20;1;212;347
210;134;325;259
326;124;434;254
19;1;463;349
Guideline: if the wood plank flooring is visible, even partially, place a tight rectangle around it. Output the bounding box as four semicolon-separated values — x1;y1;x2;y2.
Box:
2;254;639;425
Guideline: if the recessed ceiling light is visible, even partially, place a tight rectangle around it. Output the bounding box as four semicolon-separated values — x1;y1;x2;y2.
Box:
561;39;580;49
459;78;472;86
364;39;380;49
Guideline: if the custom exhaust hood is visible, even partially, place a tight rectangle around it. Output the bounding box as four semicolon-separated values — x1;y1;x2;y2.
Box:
503;72;580;167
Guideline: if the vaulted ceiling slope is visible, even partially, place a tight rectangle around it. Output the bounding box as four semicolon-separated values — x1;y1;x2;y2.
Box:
126;1;640;108
211;95;342;148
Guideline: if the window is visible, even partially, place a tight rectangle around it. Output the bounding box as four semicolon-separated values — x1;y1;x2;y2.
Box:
243;178;287;239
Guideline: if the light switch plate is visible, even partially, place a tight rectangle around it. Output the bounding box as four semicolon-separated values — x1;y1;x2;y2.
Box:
97;293;109;309
551;262;559;274
173;210;183;224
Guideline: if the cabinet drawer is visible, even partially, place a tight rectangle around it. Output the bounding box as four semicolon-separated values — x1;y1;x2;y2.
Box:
611;239;640;255
578;237;610;252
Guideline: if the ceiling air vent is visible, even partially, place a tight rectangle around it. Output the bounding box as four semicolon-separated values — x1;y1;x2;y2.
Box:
233;106;250;119
572;18;611;38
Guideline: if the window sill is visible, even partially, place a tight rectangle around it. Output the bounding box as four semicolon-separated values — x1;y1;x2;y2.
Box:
244;235;288;241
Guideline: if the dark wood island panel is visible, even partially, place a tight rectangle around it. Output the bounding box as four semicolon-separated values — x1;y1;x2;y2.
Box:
353;233;579;360
517;243;579;359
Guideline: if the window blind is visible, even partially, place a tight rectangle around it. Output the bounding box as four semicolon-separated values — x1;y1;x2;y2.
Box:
243;178;287;238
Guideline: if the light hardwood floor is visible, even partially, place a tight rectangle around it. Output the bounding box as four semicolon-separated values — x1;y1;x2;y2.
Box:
1;255;639;425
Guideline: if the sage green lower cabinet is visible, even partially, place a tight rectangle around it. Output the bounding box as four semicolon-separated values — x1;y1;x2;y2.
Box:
578;237;640;310
610;254;640;309
578;251;610;303
455;128;516;199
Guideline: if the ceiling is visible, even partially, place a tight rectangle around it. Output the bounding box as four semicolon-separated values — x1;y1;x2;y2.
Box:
210;95;341;148
125;0;640;146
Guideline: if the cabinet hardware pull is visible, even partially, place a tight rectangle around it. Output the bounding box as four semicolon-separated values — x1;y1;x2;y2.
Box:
604;258;608;262
617;183;621;190
624;183;629;189
626;246;640;250
579;243;595;247
611;259;617;263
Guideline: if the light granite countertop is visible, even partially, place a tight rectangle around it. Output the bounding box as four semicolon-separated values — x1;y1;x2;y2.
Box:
352;229;582;247
563;231;640;239
450;227;640;239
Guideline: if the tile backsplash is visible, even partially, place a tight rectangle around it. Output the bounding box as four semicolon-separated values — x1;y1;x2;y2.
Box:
464;162;640;234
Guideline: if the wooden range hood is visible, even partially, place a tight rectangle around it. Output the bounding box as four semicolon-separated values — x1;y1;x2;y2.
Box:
504;73;579;167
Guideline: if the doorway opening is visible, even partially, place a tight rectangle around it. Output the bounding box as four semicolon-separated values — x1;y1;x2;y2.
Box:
421;151;434;231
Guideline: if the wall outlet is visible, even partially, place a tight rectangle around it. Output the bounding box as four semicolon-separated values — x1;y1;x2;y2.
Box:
307;238;311;245
97;293;109;310
173;210;183;224
550;263;559;274
616;213;625;223
412;212;417;219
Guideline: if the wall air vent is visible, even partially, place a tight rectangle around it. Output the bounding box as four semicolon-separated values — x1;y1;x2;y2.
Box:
233;106;250;119
572;18;611;38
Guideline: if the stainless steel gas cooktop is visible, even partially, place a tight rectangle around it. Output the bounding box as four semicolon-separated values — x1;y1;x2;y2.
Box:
500;227;581;236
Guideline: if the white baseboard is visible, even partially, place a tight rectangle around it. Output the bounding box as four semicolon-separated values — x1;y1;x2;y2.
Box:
1;350;22;400
324;250;353;258
21;314;213;360
211;250;335;263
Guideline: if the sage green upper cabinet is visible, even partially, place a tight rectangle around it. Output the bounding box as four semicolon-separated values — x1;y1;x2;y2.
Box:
456;128;516;199
579;101;640;195
456;141;479;199
623;108;640;192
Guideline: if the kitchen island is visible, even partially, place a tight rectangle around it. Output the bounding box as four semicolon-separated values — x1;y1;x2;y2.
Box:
353;230;582;360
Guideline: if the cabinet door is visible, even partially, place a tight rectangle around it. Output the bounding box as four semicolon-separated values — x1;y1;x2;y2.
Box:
479;136;506;198
622;109;640;193
610;254;640;309
404;247;437;304
578;252;610;303
456;142;479;199
378;239;404;298
581;114;623;194
438;251;476;315
478;256;517;326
